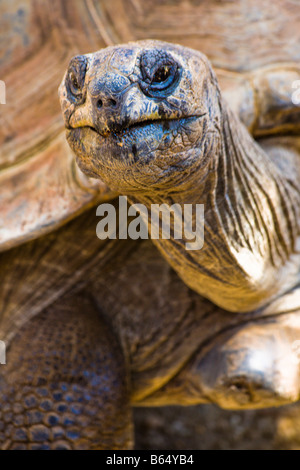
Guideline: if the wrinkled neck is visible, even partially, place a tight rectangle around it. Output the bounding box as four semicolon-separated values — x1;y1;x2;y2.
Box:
132;102;300;312
207;104;299;272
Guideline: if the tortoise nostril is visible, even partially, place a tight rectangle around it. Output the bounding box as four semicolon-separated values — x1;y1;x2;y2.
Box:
96;98;117;109
108;99;117;107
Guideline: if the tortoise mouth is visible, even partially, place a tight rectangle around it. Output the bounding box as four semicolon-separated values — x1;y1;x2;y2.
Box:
67;114;205;139
109;117;181;136
66;113;207;170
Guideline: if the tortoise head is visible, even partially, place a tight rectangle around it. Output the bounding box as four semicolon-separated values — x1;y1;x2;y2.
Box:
59;40;222;195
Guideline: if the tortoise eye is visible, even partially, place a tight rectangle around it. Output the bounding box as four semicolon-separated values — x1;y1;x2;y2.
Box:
152;65;172;84
140;50;181;97
69;70;81;95
67;55;88;100
150;64;178;91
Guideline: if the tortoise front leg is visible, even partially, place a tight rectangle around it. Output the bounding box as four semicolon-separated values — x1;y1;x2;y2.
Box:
189;311;300;409
146;310;300;410
0;291;133;450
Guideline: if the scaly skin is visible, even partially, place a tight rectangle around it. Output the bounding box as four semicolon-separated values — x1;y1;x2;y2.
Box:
0;288;133;450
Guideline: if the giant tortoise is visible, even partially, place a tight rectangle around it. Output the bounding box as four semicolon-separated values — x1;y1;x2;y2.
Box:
1;0;300;450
